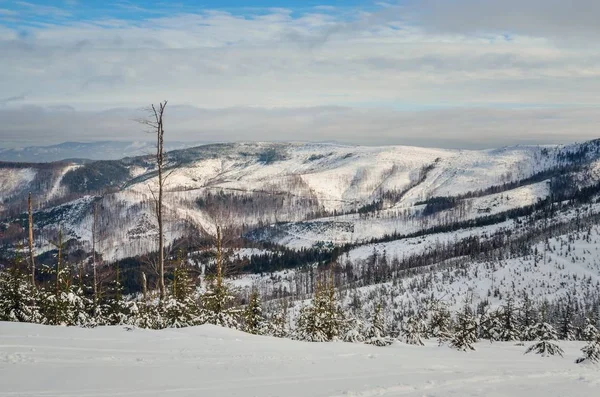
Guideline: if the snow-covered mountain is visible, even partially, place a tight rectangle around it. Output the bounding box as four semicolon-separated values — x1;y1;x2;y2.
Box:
1;140;600;265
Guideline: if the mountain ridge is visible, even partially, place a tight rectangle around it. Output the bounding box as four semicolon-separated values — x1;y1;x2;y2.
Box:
1;139;599;265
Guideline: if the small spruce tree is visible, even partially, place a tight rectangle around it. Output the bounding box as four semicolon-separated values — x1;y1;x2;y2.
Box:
364;303;393;346
450;304;478;351
498;297;521;341
525;311;563;357
164;263;202;328
243;289;267;335
295;276;344;342
402;312;428;346
0;257;40;323
427;301;453;344
479;309;503;342
581;317;600;341
578;335;600;364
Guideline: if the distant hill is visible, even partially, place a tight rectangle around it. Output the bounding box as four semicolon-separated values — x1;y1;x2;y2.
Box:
0;141;203;162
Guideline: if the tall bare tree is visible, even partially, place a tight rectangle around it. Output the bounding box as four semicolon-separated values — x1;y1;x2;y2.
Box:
92;201;99;305
27;192;36;289
139;101;168;300
49;228;64;295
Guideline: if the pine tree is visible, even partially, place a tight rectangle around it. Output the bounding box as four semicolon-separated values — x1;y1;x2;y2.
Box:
103;264;133;326
402;312;428;346
364;303;393;346
201;225;240;329
479;309;503;342
427;301;453;344
295;277;345;342
164;263;202;328
133;299;164;329
201;280;239;329
342;315;366;343
38;255;92;327
269;301;289;338
498;297;521;341
558;301;576;341
450;304;478;351
581;317;600;341
519;293;537;340
0;259;40;323
578;335;600;363
525;316;563;357
243;289;267;335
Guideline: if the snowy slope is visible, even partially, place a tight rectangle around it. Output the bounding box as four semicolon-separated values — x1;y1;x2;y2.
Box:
2;140;600;261
0;322;597;397
344;227;600;313
0;168;36;203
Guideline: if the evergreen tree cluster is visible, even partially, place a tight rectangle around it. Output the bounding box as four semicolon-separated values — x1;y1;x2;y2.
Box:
2;255;600;360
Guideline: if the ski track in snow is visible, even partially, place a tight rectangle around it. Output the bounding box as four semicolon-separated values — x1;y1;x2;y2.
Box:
0;323;598;397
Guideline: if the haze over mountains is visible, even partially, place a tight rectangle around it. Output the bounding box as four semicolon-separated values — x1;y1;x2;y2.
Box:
0;141;204;163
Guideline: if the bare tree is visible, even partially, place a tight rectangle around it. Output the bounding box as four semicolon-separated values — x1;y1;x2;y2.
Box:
49;228;64;295
138;101;168;300
27;192;36;289
92;201;99;305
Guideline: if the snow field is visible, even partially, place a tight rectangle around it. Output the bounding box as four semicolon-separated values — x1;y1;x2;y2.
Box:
0;322;598;397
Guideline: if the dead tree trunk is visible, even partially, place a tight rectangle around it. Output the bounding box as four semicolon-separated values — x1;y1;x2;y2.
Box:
92;202;99;305
51;228;64;296
28;192;35;289
140;101;168;301
216;225;222;289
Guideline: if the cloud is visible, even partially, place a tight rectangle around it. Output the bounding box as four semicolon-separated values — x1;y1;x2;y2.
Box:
14;1;72;18
1;3;599;148
1;105;599;149
0;94;26;105
411;0;600;42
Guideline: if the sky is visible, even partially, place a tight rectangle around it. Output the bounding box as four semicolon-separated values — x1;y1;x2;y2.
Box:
1;0;600;149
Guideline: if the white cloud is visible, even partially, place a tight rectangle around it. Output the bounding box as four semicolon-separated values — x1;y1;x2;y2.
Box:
1;3;599;147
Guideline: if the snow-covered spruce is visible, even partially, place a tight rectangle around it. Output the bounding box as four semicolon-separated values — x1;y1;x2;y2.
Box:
0;265;40;323
402;312;428;346
364;304;393;346
450;304;478;351
525;321;564;357
243;289;269;335
294;278;345;342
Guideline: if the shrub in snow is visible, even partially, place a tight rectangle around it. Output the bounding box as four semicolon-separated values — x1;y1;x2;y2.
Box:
132;300;165;329
164;297;203;328
39;288;91;326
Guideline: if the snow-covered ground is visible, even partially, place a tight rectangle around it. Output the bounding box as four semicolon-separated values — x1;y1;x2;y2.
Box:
0;322;597;397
